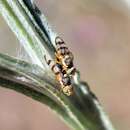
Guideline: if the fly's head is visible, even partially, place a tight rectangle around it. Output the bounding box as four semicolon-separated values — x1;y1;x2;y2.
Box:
62;85;73;96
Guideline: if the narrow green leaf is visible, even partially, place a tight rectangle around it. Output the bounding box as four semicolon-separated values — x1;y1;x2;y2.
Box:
0;0;54;69
0;52;115;130
0;0;116;130
0;76;79;130
0;54;86;130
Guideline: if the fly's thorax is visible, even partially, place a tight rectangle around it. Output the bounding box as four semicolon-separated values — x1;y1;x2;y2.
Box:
56;46;69;57
55;37;69;56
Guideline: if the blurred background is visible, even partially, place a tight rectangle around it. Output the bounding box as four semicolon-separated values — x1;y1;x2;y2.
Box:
0;0;130;130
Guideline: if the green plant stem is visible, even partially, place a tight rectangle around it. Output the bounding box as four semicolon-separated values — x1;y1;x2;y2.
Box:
0;0;116;130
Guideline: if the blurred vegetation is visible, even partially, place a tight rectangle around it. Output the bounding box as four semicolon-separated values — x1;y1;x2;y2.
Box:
0;0;130;130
